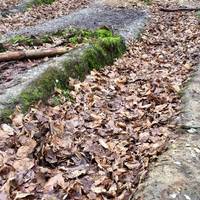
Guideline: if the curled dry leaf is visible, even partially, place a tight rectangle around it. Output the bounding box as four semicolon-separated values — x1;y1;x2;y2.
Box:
12;112;24;128
44;173;66;193
14;192;34;200
1;124;14;136
13;158;34;172
0;0;199;198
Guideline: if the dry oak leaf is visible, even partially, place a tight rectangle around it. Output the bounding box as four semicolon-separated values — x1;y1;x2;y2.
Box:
44;173;66;192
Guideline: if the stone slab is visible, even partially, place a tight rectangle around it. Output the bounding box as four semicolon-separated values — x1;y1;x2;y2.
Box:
180;65;200;128
0;0;34;16
0;4;148;119
134;64;200;199
0;46;87;112
134;133;200;200
2;5;148;43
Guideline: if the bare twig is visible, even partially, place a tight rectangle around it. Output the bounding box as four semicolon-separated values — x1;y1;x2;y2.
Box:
0;47;69;62
160;7;200;12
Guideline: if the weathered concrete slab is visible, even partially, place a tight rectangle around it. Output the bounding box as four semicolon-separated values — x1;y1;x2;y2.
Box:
3;5;148;42
134;133;200;200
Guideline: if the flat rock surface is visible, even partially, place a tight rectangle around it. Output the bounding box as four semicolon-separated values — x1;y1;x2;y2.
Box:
181;65;200;128
134;62;200;200
134;133;200;200
131;1;200;198
4;5;148;42
0;2;148;115
0;46;87;111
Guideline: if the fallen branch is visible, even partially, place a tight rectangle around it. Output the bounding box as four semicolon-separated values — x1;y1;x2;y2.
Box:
0;47;69;62
160;7;200;12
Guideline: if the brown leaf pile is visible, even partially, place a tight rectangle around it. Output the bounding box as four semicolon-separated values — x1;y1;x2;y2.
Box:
0;2;199;200
0;59;43;86
0;0;21;11
0;0;90;34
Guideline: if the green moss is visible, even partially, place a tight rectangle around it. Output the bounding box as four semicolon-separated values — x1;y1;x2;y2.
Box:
9;35;53;47
69;36;79;44
61;28;114;45
19;68;66;112
0;43;6;52
0;109;13;123
8;28;114;48
197;11;200;19
141;0;151;5
64;35;126;80
0;28;126;120
10;35;34;46
32;0;55;6
95;29;113;38
41;35;53;43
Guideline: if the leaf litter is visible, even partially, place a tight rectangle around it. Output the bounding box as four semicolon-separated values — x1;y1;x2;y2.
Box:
0;0;90;35
0;28;99;89
0;0;200;199
0;0;21;11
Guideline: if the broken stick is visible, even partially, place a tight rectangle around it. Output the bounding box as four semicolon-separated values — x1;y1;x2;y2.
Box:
0;47;69;62
160;7;200;12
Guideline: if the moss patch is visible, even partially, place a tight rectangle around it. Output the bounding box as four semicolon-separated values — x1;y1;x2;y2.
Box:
197;11;200;19
0;29;126;121
0;43;6;52
7;28;115;49
140;0;152;5
10;35;36;46
63;36;125;81
29;0;55;6
0;109;13;123
22;35;124;111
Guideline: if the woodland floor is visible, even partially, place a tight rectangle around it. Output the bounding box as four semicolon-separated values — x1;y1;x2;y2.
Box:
0;0;90;34
0;0;199;199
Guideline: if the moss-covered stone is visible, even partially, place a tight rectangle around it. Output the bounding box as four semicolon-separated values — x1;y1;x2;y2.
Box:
197;11;200;19
0;43;6;52
63;35;125;80
10;35;35;46
8;28;114;48
0;29;126;122
0;109;13;123
28;0;55;6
